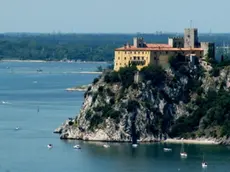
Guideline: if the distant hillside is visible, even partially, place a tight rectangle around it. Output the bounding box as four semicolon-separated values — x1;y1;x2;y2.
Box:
0;33;230;61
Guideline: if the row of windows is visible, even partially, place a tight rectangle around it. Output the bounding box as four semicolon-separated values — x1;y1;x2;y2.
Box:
115;63;128;66
115;61;146;66
117;56;146;60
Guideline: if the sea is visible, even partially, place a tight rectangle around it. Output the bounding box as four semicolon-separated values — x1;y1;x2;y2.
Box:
0;61;230;172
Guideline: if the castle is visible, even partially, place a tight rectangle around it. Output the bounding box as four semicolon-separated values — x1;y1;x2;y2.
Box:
114;28;215;71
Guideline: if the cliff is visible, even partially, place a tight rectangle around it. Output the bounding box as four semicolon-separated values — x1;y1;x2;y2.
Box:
55;59;230;144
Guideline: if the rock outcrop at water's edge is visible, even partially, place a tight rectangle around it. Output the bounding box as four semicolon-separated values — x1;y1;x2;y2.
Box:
55;61;230;144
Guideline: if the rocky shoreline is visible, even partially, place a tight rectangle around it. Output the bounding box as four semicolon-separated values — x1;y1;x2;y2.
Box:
54;119;229;145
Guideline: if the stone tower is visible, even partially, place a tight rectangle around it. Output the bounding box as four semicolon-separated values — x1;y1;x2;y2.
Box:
133;37;145;48
184;28;199;48
200;42;215;59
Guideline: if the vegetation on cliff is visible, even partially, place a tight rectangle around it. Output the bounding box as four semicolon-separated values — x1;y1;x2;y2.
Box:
56;53;230;143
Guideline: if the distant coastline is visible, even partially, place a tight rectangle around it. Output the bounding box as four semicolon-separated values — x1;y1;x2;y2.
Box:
1;59;109;64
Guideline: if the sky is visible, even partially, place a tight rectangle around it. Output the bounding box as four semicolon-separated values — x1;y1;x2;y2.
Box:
0;0;229;33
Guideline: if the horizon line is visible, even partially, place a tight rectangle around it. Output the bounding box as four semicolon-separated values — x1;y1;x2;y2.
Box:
1;32;230;35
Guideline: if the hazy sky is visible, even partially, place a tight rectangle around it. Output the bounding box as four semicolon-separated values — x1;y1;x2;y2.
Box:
0;0;229;33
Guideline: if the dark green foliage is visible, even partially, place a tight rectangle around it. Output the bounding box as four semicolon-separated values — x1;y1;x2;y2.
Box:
0;33;229;62
196;87;203;96
104;72;120;83
104;65;137;88
170;89;230;138
209;68;220;77
85;110;92;120
93;106;104;112
109;98;115;105
140;65;165;85
221;121;230;137
90;115;103;130
108;110;121;123
106;88;115;97
68;121;74;125
92;93;98;103
168;54;186;70
131;83;138;89
127;100;140;112
87;86;92;91
118;66;137;88
98;86;104;93
93;78;99;84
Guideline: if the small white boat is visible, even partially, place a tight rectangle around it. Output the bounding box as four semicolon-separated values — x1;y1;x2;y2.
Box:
132;144;138;148
47;144;53;149
180;141;187;158
103;144;110;148
15;127;20;130
73;145;81;149
180;152;188;158
163;148;172;152
202;155;207;168
202;162;208;168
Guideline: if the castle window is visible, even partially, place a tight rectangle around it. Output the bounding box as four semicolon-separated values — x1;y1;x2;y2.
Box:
142;57;144;60
124;57;126;60
138;51;140;54
125;51;127;54
120;63;122;65
118;57;120;60
134;51;136;54
138;57;140;60
134;56;137;60
116;63;118;66
130;57;132;60
142;52;144;54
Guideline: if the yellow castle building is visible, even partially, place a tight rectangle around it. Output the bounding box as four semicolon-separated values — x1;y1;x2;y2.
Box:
114;28;215;71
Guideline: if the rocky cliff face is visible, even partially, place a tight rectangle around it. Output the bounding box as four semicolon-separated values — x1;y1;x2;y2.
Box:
55;63;230;143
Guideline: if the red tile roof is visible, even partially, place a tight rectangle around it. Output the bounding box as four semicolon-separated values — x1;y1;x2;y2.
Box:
116;44;203;51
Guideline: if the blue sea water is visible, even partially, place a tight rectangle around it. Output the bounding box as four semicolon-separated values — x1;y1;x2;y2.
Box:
0;62;230;172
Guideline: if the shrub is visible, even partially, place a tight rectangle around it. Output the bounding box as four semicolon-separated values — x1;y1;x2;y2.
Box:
90;115;103;130
109;98;115;105
87;86;92;91
209;68;220;77
85;110;92;120
106;88;115;97
93;106;104;112
127;100;140;112
118;65;137;88
92;93;98;103
196;87;203;96
98;86;104;93
168;54;186;70
109;110;121;123
93;78;99;84
68;121;74;125
140;65;165;85
104;72;120;83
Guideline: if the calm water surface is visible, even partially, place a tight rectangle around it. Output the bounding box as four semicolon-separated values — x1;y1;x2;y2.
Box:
0;62;229;172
